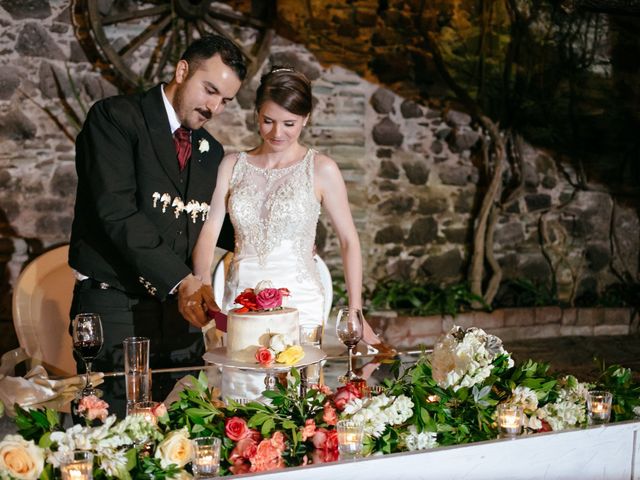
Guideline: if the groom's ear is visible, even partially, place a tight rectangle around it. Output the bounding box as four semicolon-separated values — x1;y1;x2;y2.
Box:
175;60;190;84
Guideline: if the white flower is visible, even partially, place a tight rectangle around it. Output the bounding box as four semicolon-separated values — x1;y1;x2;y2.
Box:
525;415;543;430
100;451;129;479
633;406;640;417
341;394;413;438
155;428;193;469
269;333;290;353
403;425;438;451
511;386;539;412
198;139;210;153
0;435;45;480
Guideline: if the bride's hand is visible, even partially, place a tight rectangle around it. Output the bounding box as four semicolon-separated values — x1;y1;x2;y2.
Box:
178;274;211;328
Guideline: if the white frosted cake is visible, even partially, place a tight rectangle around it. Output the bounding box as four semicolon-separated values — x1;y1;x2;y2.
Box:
226;306;299;362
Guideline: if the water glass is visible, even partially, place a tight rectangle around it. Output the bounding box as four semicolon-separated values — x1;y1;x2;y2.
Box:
192;436;221;478
336;419;364;459
123;337;150;410
586;390;612;425
60;450;93;480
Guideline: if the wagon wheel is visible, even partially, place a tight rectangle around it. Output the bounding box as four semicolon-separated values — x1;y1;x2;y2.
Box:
72;0;275;93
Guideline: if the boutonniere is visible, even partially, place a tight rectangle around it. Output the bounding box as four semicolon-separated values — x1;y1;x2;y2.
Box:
198;139;209;153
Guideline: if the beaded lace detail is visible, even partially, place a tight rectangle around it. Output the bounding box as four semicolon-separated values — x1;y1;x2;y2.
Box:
228;149;321;281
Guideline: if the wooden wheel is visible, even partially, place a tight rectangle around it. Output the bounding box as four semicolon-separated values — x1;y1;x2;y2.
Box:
72;0;274;93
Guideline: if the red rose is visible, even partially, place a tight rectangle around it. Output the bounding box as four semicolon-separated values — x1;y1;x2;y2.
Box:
225;416;250;441
333;383;363;411
235;289;258;311
311;428;339;454
229;437;258;464
539;419;552;432
255;288;282;310
255;347;274;367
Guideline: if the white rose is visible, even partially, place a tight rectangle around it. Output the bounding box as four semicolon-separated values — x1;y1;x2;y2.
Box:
254;280;274;295
269;333;290;353
0;435;45;480
154;429;193;469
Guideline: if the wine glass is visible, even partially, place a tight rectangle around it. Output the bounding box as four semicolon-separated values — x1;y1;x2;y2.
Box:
72;313;103;397
335;307;364;382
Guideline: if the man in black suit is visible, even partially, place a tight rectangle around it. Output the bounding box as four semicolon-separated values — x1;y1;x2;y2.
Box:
68;35;245;406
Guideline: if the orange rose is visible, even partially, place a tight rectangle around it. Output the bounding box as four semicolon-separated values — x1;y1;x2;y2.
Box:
255;347;274;367
225;416;250;441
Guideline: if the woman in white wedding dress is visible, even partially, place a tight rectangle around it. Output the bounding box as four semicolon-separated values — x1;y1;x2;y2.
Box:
188;67;392;397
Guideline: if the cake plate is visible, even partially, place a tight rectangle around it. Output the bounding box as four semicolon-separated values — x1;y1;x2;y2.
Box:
203;346;327;392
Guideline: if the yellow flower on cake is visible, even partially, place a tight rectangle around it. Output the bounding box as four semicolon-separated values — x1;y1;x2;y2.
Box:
154;428;193;469
0;435;44;480
276;346;304;365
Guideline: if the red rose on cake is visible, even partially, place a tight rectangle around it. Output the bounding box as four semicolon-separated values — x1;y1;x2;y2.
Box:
234;281;290;312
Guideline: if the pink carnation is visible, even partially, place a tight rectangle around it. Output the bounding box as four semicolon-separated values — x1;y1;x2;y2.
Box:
301;419;316;441
249;435;285;473
76;395;109;422
322;402;337;426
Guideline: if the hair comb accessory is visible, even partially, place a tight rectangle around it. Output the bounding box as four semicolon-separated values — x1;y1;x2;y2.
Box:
270;66;295;74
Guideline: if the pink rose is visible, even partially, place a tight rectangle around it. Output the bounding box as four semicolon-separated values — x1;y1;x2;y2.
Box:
250;437;285;473
151;402;168;419
322;402;337;426
77;394;109;422
229;463;251;475
225;416;250;441
310;447;339;464
229;437;258;464
301;419;316;441
255;288;282;310
255;347;274;367
333;383;363;411
269;431;286;453
248;428;262;442
311;428;339;454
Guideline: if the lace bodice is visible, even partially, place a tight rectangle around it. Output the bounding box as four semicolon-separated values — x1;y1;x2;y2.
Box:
227;149;321;279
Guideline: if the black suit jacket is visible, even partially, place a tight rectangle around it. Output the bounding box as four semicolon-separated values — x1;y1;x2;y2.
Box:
69;84;234;300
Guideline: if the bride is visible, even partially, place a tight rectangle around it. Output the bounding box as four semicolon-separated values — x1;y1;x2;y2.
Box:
181;66;391;356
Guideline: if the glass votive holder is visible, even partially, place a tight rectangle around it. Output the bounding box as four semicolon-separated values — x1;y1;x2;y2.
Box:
299;323;323;347
336;419;364;459
586;390;612;425
497;403;524;438
128;401;159;425
60;451;94;480
192;436;221;479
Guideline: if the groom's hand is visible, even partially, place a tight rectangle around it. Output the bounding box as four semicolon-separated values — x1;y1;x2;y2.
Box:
178;274;214;328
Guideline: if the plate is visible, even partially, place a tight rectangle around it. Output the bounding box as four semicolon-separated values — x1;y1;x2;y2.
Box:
203;346;327;372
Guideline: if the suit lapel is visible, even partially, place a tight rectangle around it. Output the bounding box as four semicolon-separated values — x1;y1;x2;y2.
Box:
141;85;181;192
190;130;210;185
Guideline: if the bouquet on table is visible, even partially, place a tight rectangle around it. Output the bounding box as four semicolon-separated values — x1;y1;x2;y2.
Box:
1;325;639;479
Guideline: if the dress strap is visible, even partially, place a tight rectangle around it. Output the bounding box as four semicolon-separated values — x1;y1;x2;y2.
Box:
229;151;248;187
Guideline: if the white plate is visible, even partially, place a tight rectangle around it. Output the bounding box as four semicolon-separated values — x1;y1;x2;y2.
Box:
203;345;326;371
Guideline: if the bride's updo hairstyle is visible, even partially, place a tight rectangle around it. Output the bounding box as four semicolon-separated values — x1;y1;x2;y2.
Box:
255;66;313;117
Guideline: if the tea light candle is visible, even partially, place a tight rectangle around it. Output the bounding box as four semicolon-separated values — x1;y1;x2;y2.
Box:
192;437;221;479
587;390;612;425
60;451;93;480
336;419;364;459
497;403;523;438
128;401;159;425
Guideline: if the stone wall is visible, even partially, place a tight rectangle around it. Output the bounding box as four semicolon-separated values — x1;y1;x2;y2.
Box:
1;1;639;353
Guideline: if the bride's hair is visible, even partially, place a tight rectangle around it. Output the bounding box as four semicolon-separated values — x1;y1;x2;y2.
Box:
255;65;313;117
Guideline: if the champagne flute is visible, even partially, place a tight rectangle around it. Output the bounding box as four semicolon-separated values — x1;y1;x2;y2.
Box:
335;307;364;382
72;313;103;396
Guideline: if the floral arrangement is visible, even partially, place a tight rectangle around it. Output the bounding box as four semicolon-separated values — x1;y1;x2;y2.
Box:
1;326;639;479
234;281;290;313
255;334;305;367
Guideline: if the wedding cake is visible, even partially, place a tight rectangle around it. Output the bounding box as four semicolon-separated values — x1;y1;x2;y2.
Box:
227;307;299;362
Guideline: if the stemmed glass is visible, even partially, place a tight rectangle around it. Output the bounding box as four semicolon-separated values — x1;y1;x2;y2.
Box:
72;313;104;397
335;307;364;382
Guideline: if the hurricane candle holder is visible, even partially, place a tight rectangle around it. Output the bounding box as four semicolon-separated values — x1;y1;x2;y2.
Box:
586;390;612;425
336;419;364;459
192;436;221;479
497;403;524;438
60;451;93;480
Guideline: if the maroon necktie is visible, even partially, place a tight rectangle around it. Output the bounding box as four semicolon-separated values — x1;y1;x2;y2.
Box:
173;126;192;171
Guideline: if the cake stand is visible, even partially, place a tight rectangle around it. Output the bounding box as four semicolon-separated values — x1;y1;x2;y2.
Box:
203;345;327;393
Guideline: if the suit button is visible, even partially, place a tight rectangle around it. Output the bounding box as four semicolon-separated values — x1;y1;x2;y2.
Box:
177;230;183;235
179;178;184;183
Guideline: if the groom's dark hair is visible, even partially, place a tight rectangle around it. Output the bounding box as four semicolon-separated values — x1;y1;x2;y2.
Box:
182;35;247;81
256;66;313;117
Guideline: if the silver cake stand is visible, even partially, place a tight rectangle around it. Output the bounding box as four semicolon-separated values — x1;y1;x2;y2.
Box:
203;346;327;392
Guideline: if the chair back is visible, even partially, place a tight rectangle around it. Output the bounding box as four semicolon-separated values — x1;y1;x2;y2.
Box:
212;253;333;323
12;244;76;376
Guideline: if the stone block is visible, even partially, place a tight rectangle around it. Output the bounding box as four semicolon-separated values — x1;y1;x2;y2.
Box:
560;325;593;336
471;311;505;329
601;308;631;326
561;308;578;325
370;88;395;114
535;306;562;325
503;308;535;327
527;324;562;339
593;325;629;336
442;314;471;330
576;308;604;326
372;117;403;146
402;316;443;336
484;327;521;342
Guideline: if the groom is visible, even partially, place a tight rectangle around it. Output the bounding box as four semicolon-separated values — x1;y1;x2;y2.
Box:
68;35;245;401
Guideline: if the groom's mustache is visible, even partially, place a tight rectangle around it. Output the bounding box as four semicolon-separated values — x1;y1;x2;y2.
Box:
197;108;212;120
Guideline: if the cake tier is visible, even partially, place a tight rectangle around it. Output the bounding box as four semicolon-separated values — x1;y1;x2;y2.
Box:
227;307;299;362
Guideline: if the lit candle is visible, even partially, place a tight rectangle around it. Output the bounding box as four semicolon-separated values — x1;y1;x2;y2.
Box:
497;403;523;438
336;419;364;459
60;451;93;480
192;437;221;478
587;391;612;425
